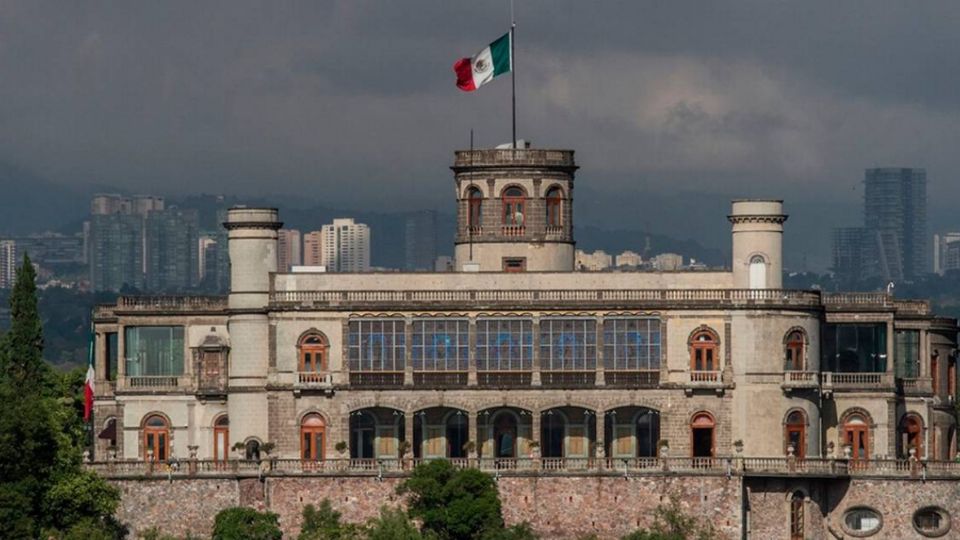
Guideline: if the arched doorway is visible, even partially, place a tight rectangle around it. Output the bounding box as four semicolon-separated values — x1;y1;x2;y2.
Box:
245;439;261;461
540;408;594;460
493;411;518;458
899;415;923;459
784;411;806;459
605;407;661;458
749;255;767;289
784;330;805;371
690;412;715;458
690;329;719;373
142;414;169;462
301;413;326;461
545;186;563;228
843;413;869;465
350;408;403;459
298;333;328;383
213;415;229;462
413;408;468;459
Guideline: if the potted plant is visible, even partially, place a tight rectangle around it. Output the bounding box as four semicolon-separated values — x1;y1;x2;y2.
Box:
335;441;349;457
462;440;477;459
657;439;670;457
733;439;744;455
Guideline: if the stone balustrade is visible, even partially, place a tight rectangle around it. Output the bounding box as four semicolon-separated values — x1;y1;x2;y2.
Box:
453;149;576;168
85;456;960;480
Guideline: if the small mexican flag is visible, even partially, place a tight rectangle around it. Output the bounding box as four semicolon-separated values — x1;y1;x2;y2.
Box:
83;323;94;422
454;32;512;92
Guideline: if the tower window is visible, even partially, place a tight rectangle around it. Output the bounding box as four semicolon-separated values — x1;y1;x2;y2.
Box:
545;187;563;228
467;187;483;231
502;187;526;228
503;258;526;272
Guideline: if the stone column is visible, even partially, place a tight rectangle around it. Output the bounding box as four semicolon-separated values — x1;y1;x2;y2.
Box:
531;317;541;386
469;412;480;458
594;410;604;458
531;409;541;455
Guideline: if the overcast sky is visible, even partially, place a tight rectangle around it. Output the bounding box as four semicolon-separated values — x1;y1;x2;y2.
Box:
1;2;958;268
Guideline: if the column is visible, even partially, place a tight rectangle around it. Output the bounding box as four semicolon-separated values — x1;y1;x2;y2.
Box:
595;316;605;386
531;409;541;454
594;410;604;458
468;319;477;386
531;316;541;386
404;317;413;386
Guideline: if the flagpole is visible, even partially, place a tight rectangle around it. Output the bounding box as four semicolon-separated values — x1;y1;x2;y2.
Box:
511;0;517;149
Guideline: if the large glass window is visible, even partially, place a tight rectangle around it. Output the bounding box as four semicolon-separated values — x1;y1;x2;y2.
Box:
821;324;887;373
894;330;920;378
540;318;596;370
124;327;184;376
476;318;533;371
603;318;661;371
412;319;469;371
348;319;406;372
105;332;118;381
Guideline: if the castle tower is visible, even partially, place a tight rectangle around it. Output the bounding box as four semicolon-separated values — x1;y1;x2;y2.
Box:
224;207;281;449
729;200;787;289
452;147;578;272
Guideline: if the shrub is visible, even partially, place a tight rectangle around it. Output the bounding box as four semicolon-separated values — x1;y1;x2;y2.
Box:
366;507;422;540
212;507;282;540
398;460;503;539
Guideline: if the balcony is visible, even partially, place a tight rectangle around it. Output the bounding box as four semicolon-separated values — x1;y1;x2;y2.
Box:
477;371;532;387
898;377;933;396
413;372;468;387
781;371;819;391
604;370;660;388
821;372;895;395
120;376;181;391
297;372;333;386
501;225;526;237
683;370;728;395
540;371;595;388
349;372;404;388
452;148;577;169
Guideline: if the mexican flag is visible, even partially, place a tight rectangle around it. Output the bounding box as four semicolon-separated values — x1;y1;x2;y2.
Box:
83;324;94;421
454;32;512;92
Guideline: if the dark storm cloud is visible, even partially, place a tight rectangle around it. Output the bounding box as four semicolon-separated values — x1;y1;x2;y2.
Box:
0;0;957;269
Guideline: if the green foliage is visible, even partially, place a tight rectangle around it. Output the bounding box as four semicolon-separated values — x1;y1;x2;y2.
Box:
0;258;123;538
212;507;282;540
619;497;716;540
300;499;353;540
398;460;505;540
366;507;422;540
140;526;202;540
483;522;539;540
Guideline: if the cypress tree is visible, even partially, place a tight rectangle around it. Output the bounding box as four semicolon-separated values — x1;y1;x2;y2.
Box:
1;254;48;392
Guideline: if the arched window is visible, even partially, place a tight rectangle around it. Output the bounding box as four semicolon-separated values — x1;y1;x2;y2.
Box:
843;413;870;464
545;187;563;228
785;330;805;371
213;415;229;462
502;187;526;231
690;329;718;372
143;414;169;462
790;491;805;540
899;415;923;459
467;187;483;231
690;412;715;458
299;333;328;383
749;255;767;289
245;440;261;461
785;410;806;459
301;413;326;461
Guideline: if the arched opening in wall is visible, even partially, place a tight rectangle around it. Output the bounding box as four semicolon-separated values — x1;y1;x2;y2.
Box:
784;330;806;371
689;328;719;374
545;186;563;230
245;439;261;461
476;407;532;460
501;186;526;235
690;412;715;460
97;417;118;459
899;414;923;459
213;415;229;463
142;414;169;462
298;333;328;384
784;410;806;459
540;407;595;459
749;255;767;289
842;413;870;466
790;491;805;540
350;407;403;460
604;407;661;459
467;187;483;233
301;413;326;461
412;407;468;459
493;410;518;458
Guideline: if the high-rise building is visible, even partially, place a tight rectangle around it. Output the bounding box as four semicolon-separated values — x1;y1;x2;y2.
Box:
404;210;437;271
321;218;370;272
198;236;217;281
277;229;302;272
575;250;612;271
145;209;200;292
864;168;928;281
89;213;144;291
303;231;324;266
0;240;17;288
832;227;867;284
615;250;642;267
91;194;164;216
934;233;960;275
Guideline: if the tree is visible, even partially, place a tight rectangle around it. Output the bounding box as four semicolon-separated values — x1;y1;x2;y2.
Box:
1;254;48;392
299;499;369;540
398;460;504;540
366;507;422;540
620;497;716;540
212;507;283;540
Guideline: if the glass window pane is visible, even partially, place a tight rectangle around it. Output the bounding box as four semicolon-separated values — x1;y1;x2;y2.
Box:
124;326;184;376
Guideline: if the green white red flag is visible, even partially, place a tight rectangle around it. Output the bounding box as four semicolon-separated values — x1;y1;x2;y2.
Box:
454;32;512;92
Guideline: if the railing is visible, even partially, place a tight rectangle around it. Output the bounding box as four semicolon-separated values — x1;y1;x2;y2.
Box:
466;226;483;236
822;372;894;391
823;293;930;314
605;370;660;387
477;371;532;387
115;295;228;312
298;372;332;385
501;225;526;237
453;149;576;168
898;377;933;395
270;289;823;308
540;371;595;387
688;370;721;383
413;372;468;387
349;372;404;387
781;371;819;388
544;225;564;236
86;456;960;479
125;376;179;389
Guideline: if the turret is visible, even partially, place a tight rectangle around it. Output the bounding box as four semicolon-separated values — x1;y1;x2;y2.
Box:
452;147;578;272
729;200;787;289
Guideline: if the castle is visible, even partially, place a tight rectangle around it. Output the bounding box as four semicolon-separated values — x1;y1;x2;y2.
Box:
90;148;960;539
